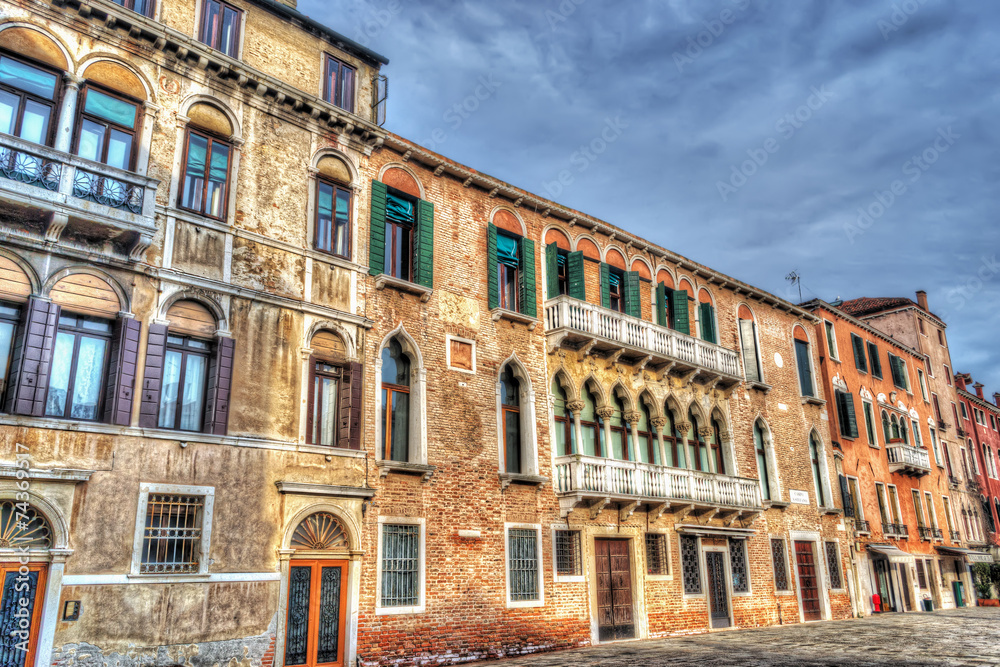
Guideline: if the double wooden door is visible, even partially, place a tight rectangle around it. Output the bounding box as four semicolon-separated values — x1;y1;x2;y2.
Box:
873;558;896;611
595;539;635;641
284;560;348;667
0;563;47;667
705;551;731;628
794;541;822;621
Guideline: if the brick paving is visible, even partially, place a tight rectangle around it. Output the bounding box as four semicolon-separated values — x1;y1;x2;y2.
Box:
489;608;1000;666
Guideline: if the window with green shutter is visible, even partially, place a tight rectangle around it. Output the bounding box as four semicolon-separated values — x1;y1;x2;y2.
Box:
567;251;586;300
488;224;536;317
836;390;859;439
671;289;690;335
413;199;434;288
795;339;815;397
545;243;560;299
699;302;717;344
519;238;537;318
487;223;499;310
851;333;867;373
889;354;908;390
368;179;388;276
600;262;611;310
655;282;669;327
623;271;641;318
868;341;882;379
368;180;433;289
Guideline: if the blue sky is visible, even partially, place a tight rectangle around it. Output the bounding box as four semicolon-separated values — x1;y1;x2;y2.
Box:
301;0;1000;391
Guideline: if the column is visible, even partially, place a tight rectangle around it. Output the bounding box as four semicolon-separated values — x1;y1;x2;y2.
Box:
54;74;84;153
676;420;692;470
651;416;667;467
597;406;615;458
567;399;584;455
625;410;642;462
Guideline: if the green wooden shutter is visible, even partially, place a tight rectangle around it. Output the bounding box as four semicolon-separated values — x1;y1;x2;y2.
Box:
487;223;499;310
795;339;814;397
851;333;868;373
520;238;537;318
545;243;559;299
655;282;668;326
600;262;611;309
624;271;641;318
413;198;434;288
672;289;690;335
837;391;859;439
868;342;882;378
567;251;586;300
368;179;387;276
699;303;717;344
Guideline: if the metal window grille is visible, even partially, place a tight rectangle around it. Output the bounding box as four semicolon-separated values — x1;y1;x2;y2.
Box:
680;535;701;594
771;538;789;591
729;538;749;593
915;559;927;589
645;533;669;576
508;529;539;601
381;524;420;607
140;494;204;574
555;530;581;576
825;541;843;590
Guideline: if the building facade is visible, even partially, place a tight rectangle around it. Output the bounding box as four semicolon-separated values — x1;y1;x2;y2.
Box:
955;373;1000;557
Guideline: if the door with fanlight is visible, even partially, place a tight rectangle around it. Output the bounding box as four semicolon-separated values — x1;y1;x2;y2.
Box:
1;500;53;667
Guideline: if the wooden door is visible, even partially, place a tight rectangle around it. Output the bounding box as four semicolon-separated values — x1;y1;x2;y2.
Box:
595;539;635;641
705;551;731;628
794;541;822;621
899;564;913;611
873;558;895;611
0;563;47;667
284;560;349;667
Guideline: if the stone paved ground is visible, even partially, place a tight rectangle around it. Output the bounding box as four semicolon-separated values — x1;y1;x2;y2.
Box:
490;608;1000;666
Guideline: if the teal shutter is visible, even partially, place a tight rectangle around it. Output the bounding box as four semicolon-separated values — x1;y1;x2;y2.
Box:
487;223;499;310
567;251;586;300
413;198;434;288
368;179;387;276
600;262;611;309
837;391;859;439
545;243;559;299
795;339;814;397
672;289;690;335
699;303;717;344
519;238;537;318
851;334;868;373
655;282;668;326
624;271;641;318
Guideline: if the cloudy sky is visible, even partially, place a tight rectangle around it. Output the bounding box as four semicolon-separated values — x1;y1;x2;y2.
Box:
301;0;1000;390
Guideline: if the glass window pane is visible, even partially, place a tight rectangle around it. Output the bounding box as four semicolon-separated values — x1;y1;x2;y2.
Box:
0;56;57;99
202;0;221;46
45;332;75;417
391;390;409;461
84;89;137;129
317;375;337;446
341;66;355;112
206;142;229;217
334;188;350;256
326;60;338;105
106;129;133;170
182;133;208;211
19;100;50;144
505;409;521;473
69;336;107;420
581;423;596;456
220;6;240;56
316;181;334;251
75;119;105;162
0;90;18;134
158;349;182;428
80;317;112;333
180;354;207;431
380;387;388;455
383;221;394;276
0;320;14;391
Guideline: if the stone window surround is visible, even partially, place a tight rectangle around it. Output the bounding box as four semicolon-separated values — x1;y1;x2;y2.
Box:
504;522;544;609
495;354;540;478
550;524;585;583
129;482;215;578
374;325;429;473
375;516;426;616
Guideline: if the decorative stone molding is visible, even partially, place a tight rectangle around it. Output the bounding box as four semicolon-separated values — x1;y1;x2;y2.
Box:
676;421;692;434
566;400;585;415
596;406;615;420
650;417;667;429
623;411;642;424
698;426;714;438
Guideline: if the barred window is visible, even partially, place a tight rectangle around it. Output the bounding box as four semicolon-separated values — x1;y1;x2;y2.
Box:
508;528;540;601
646;533;669;576
729;538;749;593
825;541;843;590
680;535;701;594
771;538;790;591
555;530;581;576
141;494;204;574
914;559;927;590
381;524;420;607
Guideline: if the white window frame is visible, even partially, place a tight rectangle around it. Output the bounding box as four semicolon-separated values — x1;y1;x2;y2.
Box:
863;400;878;448
375;516;426;615
771;536;794;595
505;523;544;608
809;432;833;509
929;427;942;466
551;525;585;583
495;356;540;477
824;540;846;592
823;320;839;361
445;334;476;374
643;530;673;582
917;369;928;402
131;483;215;577
943;495;955;533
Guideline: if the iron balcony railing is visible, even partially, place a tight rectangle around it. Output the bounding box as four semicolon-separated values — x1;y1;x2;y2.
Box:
554;453;763;510
883;522;909;538
950;530;962;542
855;519;871;534
544;295;742;380
886;443;932;476
932;527;943;540
918;526;933;541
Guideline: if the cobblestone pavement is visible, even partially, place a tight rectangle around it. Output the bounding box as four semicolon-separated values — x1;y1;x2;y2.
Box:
492;608;1000;666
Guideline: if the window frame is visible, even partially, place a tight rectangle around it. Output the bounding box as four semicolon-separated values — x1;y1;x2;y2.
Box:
793;336;816;398
552;527;584;582
313;177;352;259
867;341;882;379
809;433;828;508
131;482;214;577
680;533;703;596
323;54;357;113
307;359;344;447
0;301;21;406
110;0;156;17
645;532;671;579
72;83;142;172
158;333;212;432
824;320;839;360
0;51;62;148
178;127;233;220
917;369;928;402
608;267;625;313
824;541;844;591
384;188;416;283
863;400;878;448
44;313;113;422
504;523;544;608
497;231;521;313
199;0;243;58
375;516;425;615
770;537;792;594
500;366;522;474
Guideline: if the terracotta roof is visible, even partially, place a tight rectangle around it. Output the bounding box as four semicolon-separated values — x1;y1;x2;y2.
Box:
838;297;915;317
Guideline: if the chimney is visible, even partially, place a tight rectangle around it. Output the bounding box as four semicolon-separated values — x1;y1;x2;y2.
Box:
955;374;968;392
975;382;985;400
993;392;1000;408
916;290;928;311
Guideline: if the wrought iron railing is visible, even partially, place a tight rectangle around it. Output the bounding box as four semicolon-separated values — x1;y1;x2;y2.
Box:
0;146;61;190
886;443;932;473
73;167;144;213
932;527;943;540
918;526;933;541
855;519;871;534
554;453;763;510
544;295;743;378
950;530;962;542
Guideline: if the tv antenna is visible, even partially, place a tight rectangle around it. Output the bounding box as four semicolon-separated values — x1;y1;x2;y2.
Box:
786;271;802;303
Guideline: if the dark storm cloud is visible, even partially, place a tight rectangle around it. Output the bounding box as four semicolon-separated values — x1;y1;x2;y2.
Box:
301;0;1000;389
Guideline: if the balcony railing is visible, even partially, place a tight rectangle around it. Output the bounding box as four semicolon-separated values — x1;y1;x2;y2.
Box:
0;133;159;259
932;527;943;540
544;295;742;385
950;530;962;542
553;453;763;518
918;526;933;541
883;522;909;538
854;519;871;534
886;443;932;477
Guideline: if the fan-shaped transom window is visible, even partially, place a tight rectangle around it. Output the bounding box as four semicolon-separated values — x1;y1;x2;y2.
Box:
291;512;348;550
0;500;52;549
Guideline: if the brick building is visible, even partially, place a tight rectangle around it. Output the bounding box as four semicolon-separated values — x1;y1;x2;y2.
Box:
954;373;1000;558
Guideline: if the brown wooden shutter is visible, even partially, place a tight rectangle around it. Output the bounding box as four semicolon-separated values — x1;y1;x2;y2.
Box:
339;361;363;450
103;317;142;426
203;336;235;435
138;322;168;428
3;297;59;416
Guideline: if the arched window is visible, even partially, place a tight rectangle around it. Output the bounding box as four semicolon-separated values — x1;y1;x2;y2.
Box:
381;338;410;462
793;326;815;398
500;365;521;473
889;415;901;442
810;432;827;507
314;155;353;259
551;378;574;457
710;418;725;474
882;411;891;442
180;103;234;220
662;409;681;468
610;394;631;460
580;387;602;457
0;51;61;147
754;421;771;501
636;401;657;465
689;408;708;472
306;330;360;449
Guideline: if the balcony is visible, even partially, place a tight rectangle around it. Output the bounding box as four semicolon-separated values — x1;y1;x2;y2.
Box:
553;453;763;520
918;526;933;541
950;530;962;542
0;134;159;260
883;522;909;539
886;443;932;477
544;295;742;387
854;519;871;535
932;527;943;540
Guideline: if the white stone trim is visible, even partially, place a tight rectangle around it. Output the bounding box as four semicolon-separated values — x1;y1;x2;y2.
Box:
642;529;673;583
61;572;279;585
788;530;832;622
375;516;426;615
130;483;215;576
550;525;585;583
495;353;539;476
504;523;544;608
702;544;735;628
445;334;476;374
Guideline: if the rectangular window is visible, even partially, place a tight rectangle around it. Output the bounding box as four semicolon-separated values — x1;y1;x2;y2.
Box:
918;317;925;335
45;314;112;421
180;129;231;219
888;485;902;524
794;338;815;397
917;369;928;401
681;534;701;594
380;524;420;607
324;55;356;113
0;302;20;403
875;482;889;530
729;538;749;593
200;0;242;58
739;318;762;383
74;86;139;173
847;477;865;523
850;333;866;372
944;365;952;385
497;233;520;312
555;530;582;576
943;496;955;532
507;528;541;602
771;538;790;592
0;54;59;147
933;394;943;422
960;402;969;421
930;427;941;466
911;420;923;447
992;415;996;431
868;341;882;379
110;0;155;17
836;390;859;439
924;492;939;529
139;492;206;574
938;329;945;346
825;321;838;360
309;361;341;446
608;269;623;313
915;559;927;589
912;489;926;527
385;191;415;281
158;335;210;432
556;251;568;296
863;401;877;447
645;533;669;576
315;179;351;258
888;354;909;390
825;541;843;590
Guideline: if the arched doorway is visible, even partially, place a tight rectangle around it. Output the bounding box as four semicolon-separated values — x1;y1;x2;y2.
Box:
283;512;351;667
1;500;52;667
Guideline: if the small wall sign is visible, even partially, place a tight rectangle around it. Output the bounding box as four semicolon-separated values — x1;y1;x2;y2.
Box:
789;490;810;505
